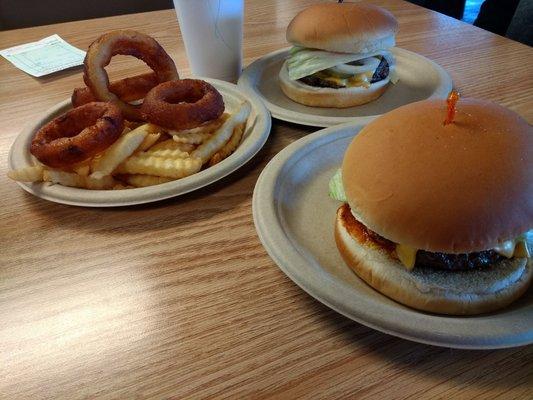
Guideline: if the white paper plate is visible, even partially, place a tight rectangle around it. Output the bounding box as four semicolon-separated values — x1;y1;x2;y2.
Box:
252;122;533;349
9;78;271;207
239;47;453;127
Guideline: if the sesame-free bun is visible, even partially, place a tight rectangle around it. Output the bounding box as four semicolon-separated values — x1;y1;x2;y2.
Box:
278;61;390;107
287;3;398;54
342;98;533;253
335;205;533;315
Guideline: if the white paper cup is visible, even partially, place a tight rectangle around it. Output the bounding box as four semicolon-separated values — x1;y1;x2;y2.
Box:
173;0;244;82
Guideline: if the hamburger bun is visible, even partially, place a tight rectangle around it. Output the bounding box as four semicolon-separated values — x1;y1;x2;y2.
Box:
342;98;533;253
287;3;398;54
279;61;391;108
335;205;533;315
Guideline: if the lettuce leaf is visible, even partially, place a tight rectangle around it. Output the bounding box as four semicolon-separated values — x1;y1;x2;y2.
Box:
287;46;395;81
328;169;347;202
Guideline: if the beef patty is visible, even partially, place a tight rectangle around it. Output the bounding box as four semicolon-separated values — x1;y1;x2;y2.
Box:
298;58;390;89
340;203;503;271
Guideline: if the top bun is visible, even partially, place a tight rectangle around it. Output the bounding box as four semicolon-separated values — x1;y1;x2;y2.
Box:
287;2;398;54
342;98;533;253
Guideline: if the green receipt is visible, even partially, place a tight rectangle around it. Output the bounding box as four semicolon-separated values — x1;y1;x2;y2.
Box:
0;34;85;77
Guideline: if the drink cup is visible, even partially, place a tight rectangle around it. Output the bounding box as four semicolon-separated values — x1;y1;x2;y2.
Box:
173;0;244;82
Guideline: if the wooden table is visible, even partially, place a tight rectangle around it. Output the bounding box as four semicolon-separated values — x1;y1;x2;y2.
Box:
1;1;532;398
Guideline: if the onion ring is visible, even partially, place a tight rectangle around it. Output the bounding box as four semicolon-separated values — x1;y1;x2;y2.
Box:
83;30;179;120
31;102;124;168
141;79;225;130
72;72;159;107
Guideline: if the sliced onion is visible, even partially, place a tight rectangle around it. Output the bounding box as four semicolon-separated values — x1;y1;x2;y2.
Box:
328;57;381;76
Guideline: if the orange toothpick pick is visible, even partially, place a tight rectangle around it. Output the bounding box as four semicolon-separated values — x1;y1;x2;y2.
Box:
444;89;460;125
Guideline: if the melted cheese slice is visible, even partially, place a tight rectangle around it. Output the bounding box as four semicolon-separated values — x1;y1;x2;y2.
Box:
396;244;417;271
313;71;374;88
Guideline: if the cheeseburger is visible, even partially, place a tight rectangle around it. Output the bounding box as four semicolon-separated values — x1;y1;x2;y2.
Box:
279;2;399;108
329;97;532;315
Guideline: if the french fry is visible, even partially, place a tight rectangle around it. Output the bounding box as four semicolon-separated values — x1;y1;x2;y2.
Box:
207;123;246;167
124;120;143;130
139;148;190;159
115;155;202;179
43;169;116;189
7;165;44;182
148;139;196;153
72;161;91;176
168;113;229;136
167;113;229;144
191;102;251;163
123;174;173;187
90;124;155;177
171;131;212;144
137;132;161;152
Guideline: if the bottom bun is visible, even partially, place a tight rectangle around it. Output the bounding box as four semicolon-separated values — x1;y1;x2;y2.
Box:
335;206;532;315
279;61;390;108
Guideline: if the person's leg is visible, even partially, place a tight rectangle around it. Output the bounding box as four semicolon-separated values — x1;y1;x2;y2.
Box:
506;0;533;46
474;0;520;36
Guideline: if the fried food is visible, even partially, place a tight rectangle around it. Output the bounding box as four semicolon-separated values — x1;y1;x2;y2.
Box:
208;123;246;166
9;30;255;192
90;124;155;177
137;132;161;152
83;30;179;120
7;165;44;182
72;161;91;176
72;72;159;107
171;131;212;145
43;169;116;189
122;174;173;187
148;139;196;153
30;102;124;168
115;155;202;178
141;79;224;130
167;113;229;136
140;148;190;159
191;101;251;163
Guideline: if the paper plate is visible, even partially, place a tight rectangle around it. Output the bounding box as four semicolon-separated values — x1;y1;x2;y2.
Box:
239;47;453;127
9;78;271;207
252;122;532;349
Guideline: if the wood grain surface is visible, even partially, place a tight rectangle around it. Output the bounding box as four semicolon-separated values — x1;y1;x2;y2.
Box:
1;1;532;398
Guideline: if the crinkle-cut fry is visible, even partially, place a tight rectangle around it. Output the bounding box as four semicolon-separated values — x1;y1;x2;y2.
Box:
168;113;229;136
7;165;44;182
43;169;116;189
171;131;212;144
207;123;246;167
137;132;161;151
149;139;196;153
116;155;202;179
191;102;251;163
90;124;156;177
123;174;173;187
139;148;190;159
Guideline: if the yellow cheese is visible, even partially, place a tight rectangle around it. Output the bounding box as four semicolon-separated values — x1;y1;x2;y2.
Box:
347;72;373;88
396;244;417;270
514;241;530;258
313;71;373;88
